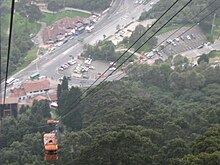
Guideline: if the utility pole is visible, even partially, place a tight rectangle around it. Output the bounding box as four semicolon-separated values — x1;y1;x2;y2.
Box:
211;13;216;36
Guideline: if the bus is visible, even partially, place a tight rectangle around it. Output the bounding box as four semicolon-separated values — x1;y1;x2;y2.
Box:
30;73;40;80
6;77;16;86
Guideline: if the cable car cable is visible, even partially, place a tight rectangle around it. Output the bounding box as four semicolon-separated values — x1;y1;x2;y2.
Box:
58;0;182;117
113;0;220;81
3;0;15;106
59;0;193;120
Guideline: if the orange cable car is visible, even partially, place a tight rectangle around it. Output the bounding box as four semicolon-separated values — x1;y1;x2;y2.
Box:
44;132;58;161
43;120;60;161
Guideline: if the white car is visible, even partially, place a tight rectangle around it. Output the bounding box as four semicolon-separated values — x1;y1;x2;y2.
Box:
82;67;89;72
175;38;180;42
68;60;77;65
110;62;116;66
89;66;95;70
58;67;64;71
109;67;116;71
57;42;64;47
186;35;191;40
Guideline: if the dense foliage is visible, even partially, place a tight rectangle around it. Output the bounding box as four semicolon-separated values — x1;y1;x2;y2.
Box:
122;24;158;52
139;0;220;36
46;0;111;12
1;0;41;80
82;40;119;61
1;57;220;164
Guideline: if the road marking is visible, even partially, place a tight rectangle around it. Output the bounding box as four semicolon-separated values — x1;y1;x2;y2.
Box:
63;48;72;55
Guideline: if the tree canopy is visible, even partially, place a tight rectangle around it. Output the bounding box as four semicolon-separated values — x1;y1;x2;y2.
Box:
1;58;220;164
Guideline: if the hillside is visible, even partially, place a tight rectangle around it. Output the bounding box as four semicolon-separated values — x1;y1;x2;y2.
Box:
0;57;220;164
35;0;112;12
139;0;220;40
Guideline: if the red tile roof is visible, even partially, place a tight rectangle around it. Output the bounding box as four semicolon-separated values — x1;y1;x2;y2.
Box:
62;17;75;29
10;88;26;97
21;79;50;93
42;27;57;43
42;16;85;44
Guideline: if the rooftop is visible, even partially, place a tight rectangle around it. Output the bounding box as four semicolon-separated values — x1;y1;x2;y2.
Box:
21;79;50;93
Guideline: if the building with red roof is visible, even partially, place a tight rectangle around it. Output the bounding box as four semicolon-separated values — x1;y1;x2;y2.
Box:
42;16;86;44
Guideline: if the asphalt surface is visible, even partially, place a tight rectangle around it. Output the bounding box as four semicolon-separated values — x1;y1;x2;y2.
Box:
10;0;160;87
156;26;207;58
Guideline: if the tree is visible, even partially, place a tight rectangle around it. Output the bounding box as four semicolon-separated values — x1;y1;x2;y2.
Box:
61;76;69;91
47;1;62;12
61;87;83;130
173;54;188;67
185;71;205;90
83;40;117;61
192;125;220;154
32;100;51;118
26;4;42;22
76;130;156;165
197;54;209;64
57;84;62;100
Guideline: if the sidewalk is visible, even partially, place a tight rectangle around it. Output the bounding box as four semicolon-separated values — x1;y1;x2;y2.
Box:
35;21;47;47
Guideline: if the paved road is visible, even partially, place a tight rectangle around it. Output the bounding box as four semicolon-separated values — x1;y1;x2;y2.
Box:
156;26;207;58
11;0;160;87
181;40;220;58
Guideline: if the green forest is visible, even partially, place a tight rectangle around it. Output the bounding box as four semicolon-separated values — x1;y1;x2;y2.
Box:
0;0;111;81
1;0;43;81
46;0;111;12
1;55;220;164
140;0;220;40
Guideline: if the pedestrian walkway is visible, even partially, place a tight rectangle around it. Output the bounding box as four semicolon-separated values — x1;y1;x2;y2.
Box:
35;21;47;47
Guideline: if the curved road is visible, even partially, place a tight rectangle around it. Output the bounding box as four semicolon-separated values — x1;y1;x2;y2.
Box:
13;0;160;87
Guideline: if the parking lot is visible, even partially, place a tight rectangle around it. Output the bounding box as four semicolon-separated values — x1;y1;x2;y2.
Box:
57;58;111;81
156;26;207;56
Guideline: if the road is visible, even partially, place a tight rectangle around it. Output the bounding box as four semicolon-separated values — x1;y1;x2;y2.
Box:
11;0;160;87
181;39;220;58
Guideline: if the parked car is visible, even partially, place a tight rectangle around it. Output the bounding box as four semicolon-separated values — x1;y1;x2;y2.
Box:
197;44;204;49
109;67;116;71
166;39;172;44
58;67;64;71
175;37;180;42
180;36;185;41
68;60;76;65
186;35;191;40
82;67;89;72
89;66;95;70
191;33;196;39
82;74;89;79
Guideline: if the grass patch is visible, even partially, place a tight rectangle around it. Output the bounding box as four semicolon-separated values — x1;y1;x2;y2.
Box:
137;44;151;53
212;18;220;41
41;11;90;25
157;24;182;35
208;50;220;58
2;13;10;35
12;47;38;74
14;13;41;35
